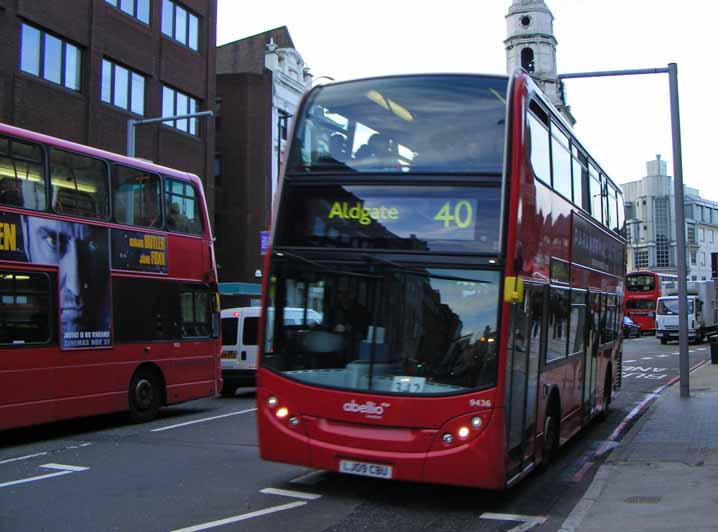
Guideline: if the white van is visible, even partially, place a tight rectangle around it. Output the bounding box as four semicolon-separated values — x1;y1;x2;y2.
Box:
220;307;322;397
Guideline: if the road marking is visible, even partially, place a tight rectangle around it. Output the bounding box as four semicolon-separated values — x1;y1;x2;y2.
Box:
481;513;547;531
623;359;636;363
169;501;306;532
572;461;593;483
151;408;257;432
0;452;48;465
640;357;653;360
0;463;89;489
289;470;327;486
260;487;322;500
655;354;669;358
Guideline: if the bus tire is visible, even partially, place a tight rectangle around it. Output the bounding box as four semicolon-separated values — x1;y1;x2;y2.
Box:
598;371;612;422
541;401;560;468
220;383;237;398
128;369;162;423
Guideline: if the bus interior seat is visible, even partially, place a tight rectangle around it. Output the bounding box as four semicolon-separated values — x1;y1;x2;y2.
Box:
53;187;98;218
0;177;23;206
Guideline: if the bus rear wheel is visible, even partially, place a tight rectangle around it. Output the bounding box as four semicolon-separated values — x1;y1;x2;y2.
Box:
220;383;237;398
129;370;162;423
541;410;559;467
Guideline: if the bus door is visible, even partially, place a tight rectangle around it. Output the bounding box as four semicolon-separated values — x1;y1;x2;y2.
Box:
506;284;544;475
583;291;603;418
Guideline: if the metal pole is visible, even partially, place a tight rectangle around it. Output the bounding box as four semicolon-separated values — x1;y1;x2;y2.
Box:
668;63;690;398
126;111;214;156
559;64;690;396
127;119;136;158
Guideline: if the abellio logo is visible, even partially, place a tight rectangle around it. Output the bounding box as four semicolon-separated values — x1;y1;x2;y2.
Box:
342;400;389;416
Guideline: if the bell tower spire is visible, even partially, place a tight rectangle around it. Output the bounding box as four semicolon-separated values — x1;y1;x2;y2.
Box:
504;0;575;126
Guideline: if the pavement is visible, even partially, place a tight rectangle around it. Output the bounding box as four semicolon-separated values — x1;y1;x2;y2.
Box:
561;355;718;532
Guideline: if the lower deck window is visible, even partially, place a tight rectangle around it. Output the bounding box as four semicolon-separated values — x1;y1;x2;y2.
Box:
0;271;53;345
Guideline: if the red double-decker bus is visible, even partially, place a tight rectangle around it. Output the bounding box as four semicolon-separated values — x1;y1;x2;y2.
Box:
257;70;625;489
0;122;221;431
625;271;677;333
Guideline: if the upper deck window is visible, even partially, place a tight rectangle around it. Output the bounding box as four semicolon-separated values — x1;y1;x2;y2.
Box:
49;150;109;220
286;75;507;175
113;165;161;228
0;136;46;210
164;177;203;235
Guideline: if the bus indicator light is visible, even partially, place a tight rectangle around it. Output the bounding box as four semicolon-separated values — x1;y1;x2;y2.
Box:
471;416;483;429
442;433;453;445
457;426;470;439
267;396;278;408
276;407;289;419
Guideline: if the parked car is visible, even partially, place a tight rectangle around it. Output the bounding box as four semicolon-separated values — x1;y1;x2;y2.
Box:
623;316;641;338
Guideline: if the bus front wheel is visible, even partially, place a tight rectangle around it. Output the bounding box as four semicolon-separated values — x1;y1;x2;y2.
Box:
129;370;162;423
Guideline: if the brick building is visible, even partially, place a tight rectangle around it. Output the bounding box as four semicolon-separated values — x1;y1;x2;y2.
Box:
0;0;216;219
215;26;310;302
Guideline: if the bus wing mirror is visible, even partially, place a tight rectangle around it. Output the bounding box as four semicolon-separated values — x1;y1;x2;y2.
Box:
504;276;524;304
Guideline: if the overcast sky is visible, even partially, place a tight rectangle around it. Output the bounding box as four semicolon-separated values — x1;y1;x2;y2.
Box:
217;0;717;200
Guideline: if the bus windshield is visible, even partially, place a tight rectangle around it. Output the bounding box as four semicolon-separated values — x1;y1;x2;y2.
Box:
262;261;501;395
626;274;655;292
286;75;508;175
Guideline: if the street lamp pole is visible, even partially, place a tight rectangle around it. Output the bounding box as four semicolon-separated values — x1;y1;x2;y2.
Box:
559;64;690;397
126;110;214;157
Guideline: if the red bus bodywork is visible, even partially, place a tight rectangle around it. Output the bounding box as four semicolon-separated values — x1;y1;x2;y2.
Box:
625;271;677;333
0;122;221;430
257;71;625;489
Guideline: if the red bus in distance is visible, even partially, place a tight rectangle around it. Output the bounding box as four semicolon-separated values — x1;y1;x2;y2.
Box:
625;271;677;333
257;70;625;490
0;122;221;430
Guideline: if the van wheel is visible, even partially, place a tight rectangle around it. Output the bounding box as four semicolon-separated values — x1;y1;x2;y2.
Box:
220;383;237;398
660;339;667;345
129;370;161;423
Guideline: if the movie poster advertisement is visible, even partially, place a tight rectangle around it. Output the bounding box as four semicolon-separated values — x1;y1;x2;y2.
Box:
111;229;168;274
0;211;111;350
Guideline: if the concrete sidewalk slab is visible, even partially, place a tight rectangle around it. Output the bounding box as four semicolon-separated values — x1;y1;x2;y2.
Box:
563;362;718;532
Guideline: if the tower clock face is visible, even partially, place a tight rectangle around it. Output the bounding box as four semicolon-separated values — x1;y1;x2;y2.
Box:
520;15;532;27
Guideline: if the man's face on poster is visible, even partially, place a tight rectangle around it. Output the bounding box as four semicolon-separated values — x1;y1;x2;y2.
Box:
24;217;108;341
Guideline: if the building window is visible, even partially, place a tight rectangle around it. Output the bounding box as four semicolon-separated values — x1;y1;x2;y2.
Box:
635;249;649;269
20;24;81;91
101;59;145;115
690;249;697;265
162;86;199;135
161;0;199;50
687;224;696;244
214;155;222;188
105;0;150;24
700;252;706;267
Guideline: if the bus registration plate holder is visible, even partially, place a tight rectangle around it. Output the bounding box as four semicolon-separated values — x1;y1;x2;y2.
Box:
339;459;393;479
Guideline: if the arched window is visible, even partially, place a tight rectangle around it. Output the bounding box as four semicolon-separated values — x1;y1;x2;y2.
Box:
521;48;535;73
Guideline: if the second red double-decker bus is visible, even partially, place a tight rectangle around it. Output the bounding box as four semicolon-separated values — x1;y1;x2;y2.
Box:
625;271;677;334
0;122;221;431
257;70;625;489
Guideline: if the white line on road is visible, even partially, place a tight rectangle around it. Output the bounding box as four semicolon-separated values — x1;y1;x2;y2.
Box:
0;463;89;489
481;513;547;531
151;408;257;432
169;501;306;532
0;452;48;465
260;487;322;500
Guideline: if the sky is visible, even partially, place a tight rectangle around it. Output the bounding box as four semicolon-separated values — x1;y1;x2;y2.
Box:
217;0;718;200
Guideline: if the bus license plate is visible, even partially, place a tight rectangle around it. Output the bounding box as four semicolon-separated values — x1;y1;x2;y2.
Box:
339;460;393;479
